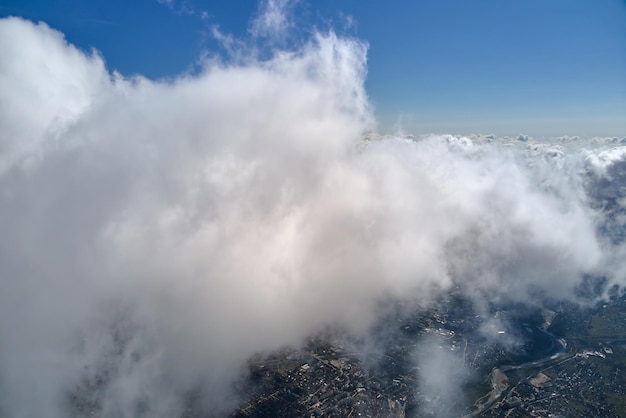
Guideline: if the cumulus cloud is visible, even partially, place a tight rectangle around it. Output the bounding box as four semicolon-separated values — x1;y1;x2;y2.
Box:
0;14;625;418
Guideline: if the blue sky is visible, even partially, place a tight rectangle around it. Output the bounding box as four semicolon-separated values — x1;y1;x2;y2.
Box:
1;0;625;137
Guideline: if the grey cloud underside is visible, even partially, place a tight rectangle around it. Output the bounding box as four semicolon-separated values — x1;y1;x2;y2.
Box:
0;16;625;418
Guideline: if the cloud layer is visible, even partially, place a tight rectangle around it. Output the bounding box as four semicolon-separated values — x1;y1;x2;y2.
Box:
0;14;625;417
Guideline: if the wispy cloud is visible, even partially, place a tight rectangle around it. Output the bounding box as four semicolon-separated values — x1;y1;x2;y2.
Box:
157;0;208;19
250;0;294;39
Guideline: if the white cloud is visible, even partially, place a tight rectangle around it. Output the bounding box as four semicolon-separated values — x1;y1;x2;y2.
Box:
0;15;624;417
250;0;294;39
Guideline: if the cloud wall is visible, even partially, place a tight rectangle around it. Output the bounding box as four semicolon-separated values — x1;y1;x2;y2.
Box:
0;15;624;417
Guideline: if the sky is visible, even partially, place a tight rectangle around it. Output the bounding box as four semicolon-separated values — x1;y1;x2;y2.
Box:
1;0;625;137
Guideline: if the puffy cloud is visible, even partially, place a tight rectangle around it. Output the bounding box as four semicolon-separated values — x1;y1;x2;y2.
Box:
0;17;110;172
0;15;624;418
0;16;374;417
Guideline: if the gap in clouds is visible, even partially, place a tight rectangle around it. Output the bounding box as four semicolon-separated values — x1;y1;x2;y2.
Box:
1;2;626;417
